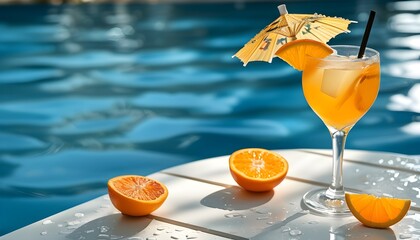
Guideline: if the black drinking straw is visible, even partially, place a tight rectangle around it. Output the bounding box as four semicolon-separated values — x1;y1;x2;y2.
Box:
358;10;376;58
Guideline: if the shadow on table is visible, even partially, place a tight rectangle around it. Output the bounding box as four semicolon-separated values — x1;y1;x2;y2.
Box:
200;186;274;210
334;222;396;240
67;213;152;240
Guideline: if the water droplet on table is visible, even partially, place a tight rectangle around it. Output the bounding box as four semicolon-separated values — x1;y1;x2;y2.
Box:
308;220;318;224
412;187;420;198
40;231;47;236
156;226;166;231
406;213;420;222
75;213;84;218
401;175;418;183
282;227;291;232
85;229;94;234
171;233;183;239
378;159;384;164
255;208;271;214
42;220;53;225
289;229;302;236
257;216;270;220
397;187;404;191
399;233;412;239
225;213;245;218
100;226;110;233
67;220;80;226
377;177;384;182
59;229;73;235
110;235;123;239
388;160;394;165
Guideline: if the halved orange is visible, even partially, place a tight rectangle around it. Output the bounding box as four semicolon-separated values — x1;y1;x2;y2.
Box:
345;193;411;228
108;175;168;216
229;148;288;192
275;39;333;71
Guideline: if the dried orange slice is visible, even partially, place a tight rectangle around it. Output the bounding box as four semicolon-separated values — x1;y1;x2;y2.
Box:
108;175;168;216
229;148;288;192
345;193;411;228
275;39;333;71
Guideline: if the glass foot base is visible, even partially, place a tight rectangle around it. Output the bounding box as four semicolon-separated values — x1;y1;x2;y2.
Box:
303;188;350;215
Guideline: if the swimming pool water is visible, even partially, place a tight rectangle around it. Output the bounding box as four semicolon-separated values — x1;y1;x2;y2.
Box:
0;0;419;235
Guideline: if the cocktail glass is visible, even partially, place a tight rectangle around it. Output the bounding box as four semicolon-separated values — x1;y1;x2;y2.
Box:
301;45;380;215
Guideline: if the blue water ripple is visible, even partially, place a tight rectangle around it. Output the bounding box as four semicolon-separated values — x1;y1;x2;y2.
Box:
0;97;122;120
110;114;316;144
1;149;188;189
0;69;64;84
0;43;54;56
6;51;135;69
91;66;229;87
38;74;97;92
130;87;306;114
0;25;69;42
134;48;200;66
50;116;135;135
131;91;239;114
0;110;54;126
137;18;255;31
0;132;47;151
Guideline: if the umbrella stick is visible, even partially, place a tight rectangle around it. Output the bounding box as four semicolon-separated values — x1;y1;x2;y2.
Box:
358;10;376;59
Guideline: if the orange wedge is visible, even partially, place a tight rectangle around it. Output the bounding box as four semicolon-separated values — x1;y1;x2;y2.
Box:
229;148;288;192
275;39;333;71
354;62;381;112
108;175;168;216
345;193;411;228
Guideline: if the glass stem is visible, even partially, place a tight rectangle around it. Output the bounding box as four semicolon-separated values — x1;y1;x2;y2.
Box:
326;130;347;199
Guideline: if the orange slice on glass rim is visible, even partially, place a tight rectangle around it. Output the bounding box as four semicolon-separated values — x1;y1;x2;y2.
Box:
108;175;168;216
229;148;288;192
345;193;411;228
275;39;333;71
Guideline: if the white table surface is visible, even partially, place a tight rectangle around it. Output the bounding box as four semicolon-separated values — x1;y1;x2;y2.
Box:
1;149;419;240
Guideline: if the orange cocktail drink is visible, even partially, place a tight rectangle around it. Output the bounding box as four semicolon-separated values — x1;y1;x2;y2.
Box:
302;47;380;131
301;45;380;215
